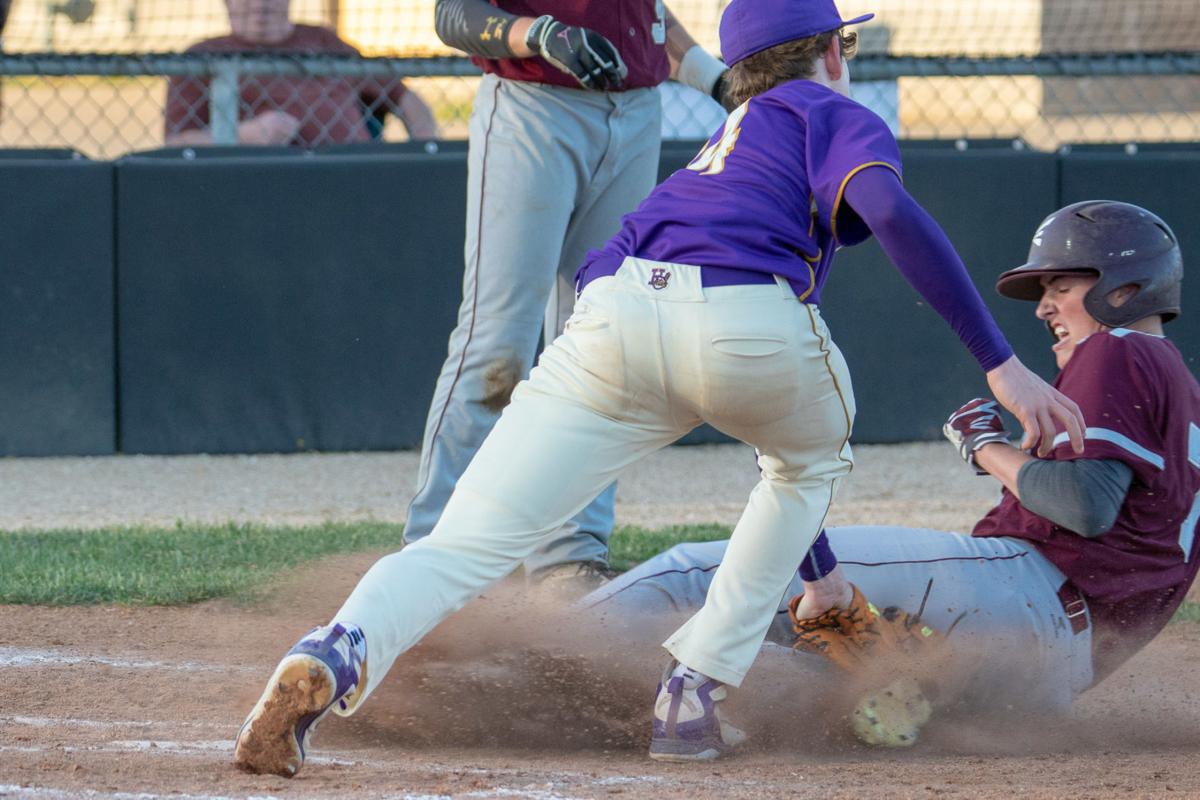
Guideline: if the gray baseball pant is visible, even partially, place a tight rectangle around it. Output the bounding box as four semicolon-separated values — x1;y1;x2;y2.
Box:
405;74;662;574
581;526;1095;710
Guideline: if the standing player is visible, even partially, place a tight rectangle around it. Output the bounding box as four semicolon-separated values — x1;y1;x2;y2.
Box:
232;0;1085;775
584;200;1198;741
409;0;733;594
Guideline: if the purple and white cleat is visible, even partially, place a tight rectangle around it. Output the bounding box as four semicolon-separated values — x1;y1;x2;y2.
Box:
234;622;367;777
648;662;746;762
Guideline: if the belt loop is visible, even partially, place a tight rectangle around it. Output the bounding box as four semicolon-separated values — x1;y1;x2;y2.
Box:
772;274;795;298
1058;582;1089;635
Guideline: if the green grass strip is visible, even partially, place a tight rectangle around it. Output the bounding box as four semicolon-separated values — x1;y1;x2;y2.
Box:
0;521;404;606
9;520;1192;627
608;523;731;572
1171;601;1200;624
0;521;733;606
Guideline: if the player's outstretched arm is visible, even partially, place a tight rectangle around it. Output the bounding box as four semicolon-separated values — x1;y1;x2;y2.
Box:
663;7;732;108
843;166;1085;455
434;0;627;89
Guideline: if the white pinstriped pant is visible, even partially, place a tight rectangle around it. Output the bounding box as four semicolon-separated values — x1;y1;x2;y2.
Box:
334;257;857;704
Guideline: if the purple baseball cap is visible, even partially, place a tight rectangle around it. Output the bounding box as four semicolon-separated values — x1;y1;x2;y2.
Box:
720;0;874;67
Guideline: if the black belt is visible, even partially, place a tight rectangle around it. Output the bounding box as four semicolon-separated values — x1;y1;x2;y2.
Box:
1057;582;1089;635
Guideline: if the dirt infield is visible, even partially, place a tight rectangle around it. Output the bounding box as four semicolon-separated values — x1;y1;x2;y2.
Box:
3;443;1200;799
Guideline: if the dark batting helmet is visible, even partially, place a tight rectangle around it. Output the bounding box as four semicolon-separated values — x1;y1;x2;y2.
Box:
995;200;1183;327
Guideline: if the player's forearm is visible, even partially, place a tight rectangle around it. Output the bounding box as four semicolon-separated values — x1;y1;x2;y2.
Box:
397;90;439;139
663;8;698;77
433;0;533;59
844;167;1013;372
665;6;730;106
973;442;1029;496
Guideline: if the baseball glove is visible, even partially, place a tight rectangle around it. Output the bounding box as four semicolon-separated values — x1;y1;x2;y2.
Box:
788;584;951;747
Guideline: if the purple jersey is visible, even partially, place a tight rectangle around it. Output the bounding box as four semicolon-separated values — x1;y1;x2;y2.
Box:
578;80;902;300
973;330;1200;678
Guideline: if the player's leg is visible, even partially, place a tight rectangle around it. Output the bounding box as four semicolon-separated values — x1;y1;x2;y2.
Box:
235;278;690;776
589;526;1091;712
662;301;856;689
642;292;854;761
404;75;583;545
526;87;664;580
824;526;1093;712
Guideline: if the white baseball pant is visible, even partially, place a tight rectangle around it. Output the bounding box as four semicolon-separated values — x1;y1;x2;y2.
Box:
333;256;856;705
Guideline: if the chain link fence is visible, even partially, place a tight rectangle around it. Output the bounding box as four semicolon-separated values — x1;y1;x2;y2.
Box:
0;0;1197;157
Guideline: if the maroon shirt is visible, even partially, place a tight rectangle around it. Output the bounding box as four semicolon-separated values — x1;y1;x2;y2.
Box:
974;330;1200;679
477;0;669;90
165;25;408;147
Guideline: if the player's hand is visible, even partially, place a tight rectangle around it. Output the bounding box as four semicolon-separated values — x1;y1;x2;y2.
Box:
525;14;628;91
791;564;853;619
985;355;1085;457
711;70;736;111
789;584;952;747
942;398;1011;474
239;110;302;145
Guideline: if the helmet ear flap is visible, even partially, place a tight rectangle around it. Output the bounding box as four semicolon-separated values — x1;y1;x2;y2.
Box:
1082;279;1140;328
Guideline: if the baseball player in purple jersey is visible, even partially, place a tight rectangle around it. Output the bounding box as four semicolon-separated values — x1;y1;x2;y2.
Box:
584;200;1198;743
232;0;1085;775
408;0;731;595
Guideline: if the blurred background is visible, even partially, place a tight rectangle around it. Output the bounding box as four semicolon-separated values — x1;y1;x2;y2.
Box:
0;0;1197;157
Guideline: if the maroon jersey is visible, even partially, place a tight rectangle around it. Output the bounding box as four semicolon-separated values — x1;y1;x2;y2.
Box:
165;25;407;147
974;329;1200;678
477;0;670;90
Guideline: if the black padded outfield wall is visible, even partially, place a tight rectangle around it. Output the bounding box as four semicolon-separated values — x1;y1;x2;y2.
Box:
0;155;115;456
1059;147;1200;374
116;147;466;454
3;143;1196;455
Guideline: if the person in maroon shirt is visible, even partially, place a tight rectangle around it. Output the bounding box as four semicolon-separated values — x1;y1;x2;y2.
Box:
581;199;1197;747
164;0;437;147
406;0;733;599
964;200;1198;681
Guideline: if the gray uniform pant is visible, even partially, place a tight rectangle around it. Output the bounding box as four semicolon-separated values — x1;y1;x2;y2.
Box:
582;526;1095;711
404;74;663;574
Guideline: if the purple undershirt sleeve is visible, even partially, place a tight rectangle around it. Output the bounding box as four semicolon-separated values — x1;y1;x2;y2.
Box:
842;166;1013;372
798;529;837;582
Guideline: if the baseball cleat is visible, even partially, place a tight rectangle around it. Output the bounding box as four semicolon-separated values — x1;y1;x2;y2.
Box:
649;663;746;762
528;560;618;601
233;623;367;777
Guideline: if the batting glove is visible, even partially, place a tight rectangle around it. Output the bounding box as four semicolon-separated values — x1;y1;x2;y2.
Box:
525;14;628;91
942;398;1011;474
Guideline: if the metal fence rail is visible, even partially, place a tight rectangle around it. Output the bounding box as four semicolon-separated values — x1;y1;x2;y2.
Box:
2;51;1198;157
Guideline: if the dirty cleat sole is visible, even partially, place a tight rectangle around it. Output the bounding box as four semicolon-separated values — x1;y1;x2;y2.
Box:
234;654;334;777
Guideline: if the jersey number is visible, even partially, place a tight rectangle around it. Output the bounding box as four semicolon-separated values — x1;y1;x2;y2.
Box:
687;103;748;176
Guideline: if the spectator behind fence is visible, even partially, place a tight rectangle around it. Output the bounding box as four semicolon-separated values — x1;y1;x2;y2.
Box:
165;0;437;147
